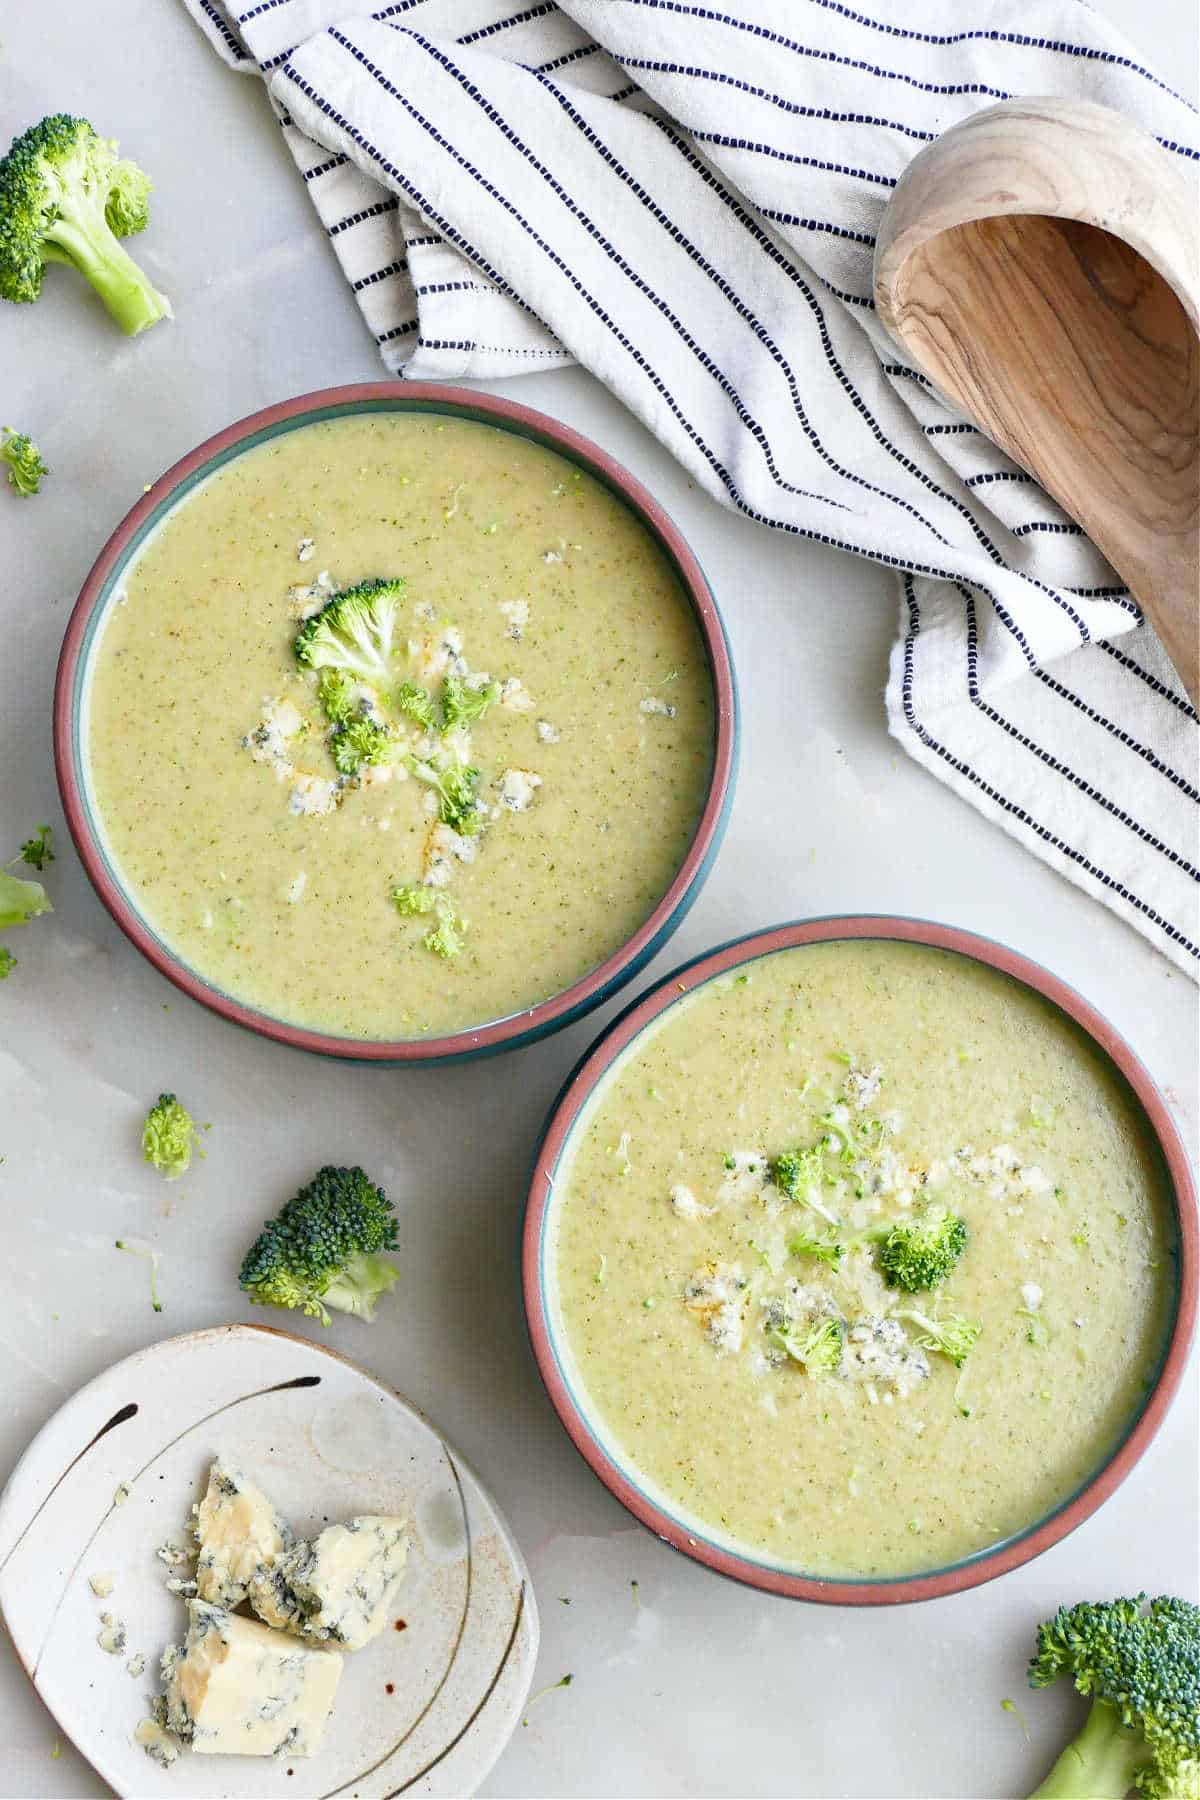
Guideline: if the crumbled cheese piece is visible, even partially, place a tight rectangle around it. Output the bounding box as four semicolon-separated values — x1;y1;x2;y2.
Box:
717;1151;770;1207
413;600;435;623
844;1065;883;1110
296;537;315;562
1021;1282;1044;1310
841;1316;930;1398
639;696;677;718
98;1613;127;1655
541;547;564;564
193;1457;293;1609
167;1576;199;1598
89;1571;116;1598
249;1517;408;1650
162;1600;342;1758
288;774;340;817
286;569;335;618
113;1483;131;1507
127;1652;146;1679
684;1262;748;1353
243;697;304;773
134;1718;180;1768
536;720;561;744
499;598;529;640
499;675;534;711
422;822;477;887
670;1184;714;1220
410;626;466;683
496;768;543;812
287;871;307;904
156;1541;192;1568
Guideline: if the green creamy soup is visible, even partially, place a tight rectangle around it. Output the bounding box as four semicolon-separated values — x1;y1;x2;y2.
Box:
86;413;714;1038
550;940;1177;1578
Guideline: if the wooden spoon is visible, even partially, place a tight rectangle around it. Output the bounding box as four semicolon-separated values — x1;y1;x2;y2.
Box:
874;97;1199;706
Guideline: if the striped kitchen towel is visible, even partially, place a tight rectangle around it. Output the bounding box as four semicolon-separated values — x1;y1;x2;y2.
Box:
184;0;1199;973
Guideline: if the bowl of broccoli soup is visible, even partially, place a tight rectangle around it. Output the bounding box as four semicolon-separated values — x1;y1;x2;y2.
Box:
55;384;735;1061
524;918;1196;1603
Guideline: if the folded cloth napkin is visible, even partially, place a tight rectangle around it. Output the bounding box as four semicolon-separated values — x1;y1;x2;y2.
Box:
185;0;1199;973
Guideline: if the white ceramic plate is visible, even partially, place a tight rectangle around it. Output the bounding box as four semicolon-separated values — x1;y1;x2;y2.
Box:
0;1324;538;1798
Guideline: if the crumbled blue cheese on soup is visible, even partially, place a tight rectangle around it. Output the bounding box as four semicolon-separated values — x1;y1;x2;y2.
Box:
670;1184;714;1220
296;538;315;563
536;719;561;744
243;698;304;774
499;598;529;640
496;768;543;813
684;1262;749;1353
718;1151;770;1208
499;675;534;711
639;696;677;718
287;773;340;817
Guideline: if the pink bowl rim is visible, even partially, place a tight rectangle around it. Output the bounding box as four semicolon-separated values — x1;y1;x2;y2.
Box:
521;914;1198;1605
53;382;736;1062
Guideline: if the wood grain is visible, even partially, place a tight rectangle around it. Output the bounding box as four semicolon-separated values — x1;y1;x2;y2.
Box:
874;98;1199;706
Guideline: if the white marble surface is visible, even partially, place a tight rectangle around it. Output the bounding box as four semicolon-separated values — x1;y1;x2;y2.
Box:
1;4;1196;1796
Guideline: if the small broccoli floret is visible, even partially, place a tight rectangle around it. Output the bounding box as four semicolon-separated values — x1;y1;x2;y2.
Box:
329;715;395;776
441;674;500;731
869;1204;968;1292
786;1231;844;1269
0;946;15;979
395;680;438;732
412;759;484;836
19;823;54;870
424;903;466;960
239;1166;400;1326
1027;1595;1199;1799
293;579;405;690
772;1315;846;1375
141;1093;201;1180
391;883;437;917
771;1144;841;1225
0;114;170;334
897;1308;981;1368
1;427;48;496
316;667;357;725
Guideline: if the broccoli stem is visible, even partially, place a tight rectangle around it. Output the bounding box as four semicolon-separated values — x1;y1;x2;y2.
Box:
1031;1699;1149;1799
45;211;170;335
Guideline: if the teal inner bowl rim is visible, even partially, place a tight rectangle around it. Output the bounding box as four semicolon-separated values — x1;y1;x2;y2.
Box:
526;917;1195;1600
61;388;739;1064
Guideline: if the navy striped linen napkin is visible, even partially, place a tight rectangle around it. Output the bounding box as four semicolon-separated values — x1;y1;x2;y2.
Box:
184;0;1199;973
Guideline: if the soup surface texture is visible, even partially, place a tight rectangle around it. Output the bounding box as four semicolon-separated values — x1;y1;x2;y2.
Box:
86;413;714;1039
550;940;1176;1578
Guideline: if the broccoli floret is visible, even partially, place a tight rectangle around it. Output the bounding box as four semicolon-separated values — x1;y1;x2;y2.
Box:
412;759;484;835
0;114;170;334
771;1144;841;1226
239;1166;400;1326
141;1093;201;1180
293;579;405;690
0;946;15;979
391;883;437;916
786;1231;845;1270
395;681;438;732
424;902;466;960
868;1204;967;1292
896;1308;981;1368
771;1315;846;1375
19;823;53;870
316;667;357;725
2;426;48;496
1027;1595;1199;1798
441;674;500;731
329;715;395;776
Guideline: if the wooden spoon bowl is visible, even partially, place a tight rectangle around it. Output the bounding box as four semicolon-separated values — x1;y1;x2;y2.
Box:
874;97;1199;705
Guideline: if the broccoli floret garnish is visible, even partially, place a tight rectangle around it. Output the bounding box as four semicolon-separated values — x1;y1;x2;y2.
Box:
424;902;466;960
2;426;48;496
329;715;395;776
391;883;437;917
413;760;484;835
293;578;405;690
771;1315;846;1375
0;115;171;334
396;681;438;732
786;1231;845;1270
19;823;54;870
1027;1595;1199;1799
316;668;357;725
869;1204;968;1292
239;1165;400;1326
141;1093;202;1181
0;946;15;979
770;1145;841;1225
441;674;500;731
896;1308;981;1368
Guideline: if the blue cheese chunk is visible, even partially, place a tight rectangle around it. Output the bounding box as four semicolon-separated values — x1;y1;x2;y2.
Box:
194;1457;293;1608
163;1600;342;1758
249;1516;408;1651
